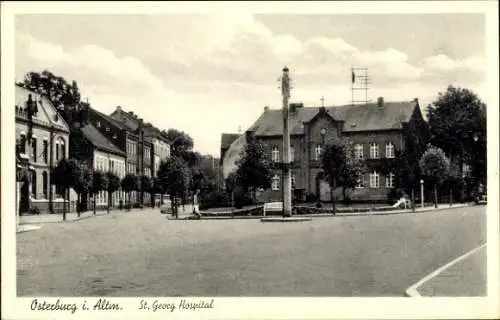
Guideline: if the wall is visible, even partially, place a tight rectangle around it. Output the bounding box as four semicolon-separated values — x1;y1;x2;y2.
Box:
94;150;126;206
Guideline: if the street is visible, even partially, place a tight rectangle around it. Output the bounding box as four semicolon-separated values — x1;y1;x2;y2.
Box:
17;206;486;297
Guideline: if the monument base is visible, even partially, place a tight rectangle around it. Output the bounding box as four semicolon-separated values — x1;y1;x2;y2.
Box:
260;217;312;223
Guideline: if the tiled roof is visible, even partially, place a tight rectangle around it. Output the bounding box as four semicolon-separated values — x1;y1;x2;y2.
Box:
81;123;126;156
89;107;125;130
110;107;170;142
248;100;418;136
221;133;240;150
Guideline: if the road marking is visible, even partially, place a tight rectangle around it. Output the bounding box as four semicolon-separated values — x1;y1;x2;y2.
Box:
405;243;487;297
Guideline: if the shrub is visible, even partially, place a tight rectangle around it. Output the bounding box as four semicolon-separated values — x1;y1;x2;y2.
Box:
341;196;353;205
28;206;41;215
200;191;230;209
305;193;318;203
387;188;405;204
315;202;322;208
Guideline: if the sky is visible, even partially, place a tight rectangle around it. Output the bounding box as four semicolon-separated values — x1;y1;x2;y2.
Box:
15;13;487;156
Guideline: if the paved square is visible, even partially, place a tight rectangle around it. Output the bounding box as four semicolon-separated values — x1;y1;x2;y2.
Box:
17;206;486;296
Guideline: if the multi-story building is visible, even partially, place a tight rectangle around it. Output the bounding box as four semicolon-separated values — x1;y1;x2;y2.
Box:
109;106;171;204
70;123;126;209
221;98;428;202
15;85;71;213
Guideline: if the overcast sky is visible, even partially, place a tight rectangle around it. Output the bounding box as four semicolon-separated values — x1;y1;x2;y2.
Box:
15;13;486;156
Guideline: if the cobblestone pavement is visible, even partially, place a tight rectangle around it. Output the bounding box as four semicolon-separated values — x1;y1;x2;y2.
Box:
16;206;486;296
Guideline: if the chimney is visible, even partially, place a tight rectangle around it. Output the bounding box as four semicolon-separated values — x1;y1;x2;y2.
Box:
116;105;122;111
128;111;134;116
377;97;384;108
289;102;303;115
264;106;270;112
413;97;419;103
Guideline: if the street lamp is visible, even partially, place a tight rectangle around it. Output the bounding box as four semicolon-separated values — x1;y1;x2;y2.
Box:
420;179;424;208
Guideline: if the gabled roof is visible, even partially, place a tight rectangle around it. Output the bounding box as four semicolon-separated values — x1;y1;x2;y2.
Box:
110;106;170;143
15;85;70;132
80;123;126;157
248;100;418;136
89;107;125;130
221;133;240;150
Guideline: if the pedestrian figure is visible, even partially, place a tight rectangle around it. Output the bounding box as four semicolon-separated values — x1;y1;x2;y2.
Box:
193;189;201;218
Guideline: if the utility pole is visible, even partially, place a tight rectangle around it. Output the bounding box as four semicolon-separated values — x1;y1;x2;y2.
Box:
281;66;292;217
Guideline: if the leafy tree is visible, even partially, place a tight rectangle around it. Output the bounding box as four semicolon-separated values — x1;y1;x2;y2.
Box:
321;138;364;213
235;137;272;202
71;163;93;216
18;70;88;128
52;159;72;220
152;177;165;207
157;157;190;217
106;172;121;213
91;170;108;215
121;174;139;210
140;175;153;208
419;145;450;208
163;129;194;157
427;86;487;200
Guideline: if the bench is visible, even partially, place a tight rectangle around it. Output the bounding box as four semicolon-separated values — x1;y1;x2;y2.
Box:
263;202;283;216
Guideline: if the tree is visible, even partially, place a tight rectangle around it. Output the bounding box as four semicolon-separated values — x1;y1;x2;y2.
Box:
106;172;121;213
121;174;139;210
419;145;451;208
18;70;87;128
140;175;153;208
427;86;487;200
52;159;72;220
321;138;364;213
225;171;239;210
163;129;194;157
91;170;108;215
71;163;93;216
152;177;165;207
235;137;272;202
157;157;190;217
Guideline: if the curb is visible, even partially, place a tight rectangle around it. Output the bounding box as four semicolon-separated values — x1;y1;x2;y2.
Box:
405;243;487;297
170;204;472;221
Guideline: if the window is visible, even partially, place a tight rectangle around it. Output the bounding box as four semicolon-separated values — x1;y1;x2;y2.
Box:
370;143;379;159
20;134;26;154
314;144;322;161
386;172;395;188
31;170;37;198
290;147;295;162
369;171;380;188
55;141;60;161
97;121;101;128
42;171;48;198
271;175;280;191
354;144;364;159
291;174;296;189
43;140;48;163
386;142;395;158
356;176;365;189
271;146;280;163
32;138;37;162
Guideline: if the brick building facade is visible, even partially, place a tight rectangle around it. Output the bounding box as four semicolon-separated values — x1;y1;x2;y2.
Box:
221;98;428;203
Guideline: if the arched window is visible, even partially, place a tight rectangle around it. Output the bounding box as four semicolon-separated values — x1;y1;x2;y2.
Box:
290;147;295;162
291;173;296;189
19;134;26;154
60;138;66;159
314;144;322;161
271;146;280;163
385;142;395;158
42;171;48;199
271;175;280;191
31;170;37;198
